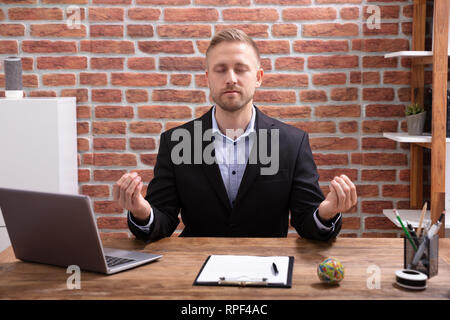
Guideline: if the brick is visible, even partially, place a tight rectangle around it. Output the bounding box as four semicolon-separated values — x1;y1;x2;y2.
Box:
303;23;358;37
255;0;310;4
255;40;290;54
111;73;167;87
127;25;154;38
138;105;192;119
309;137;358;150
313;153;348;166
79;138;90;154
138;41;194;54
137;0;189;4
89;7;124;21
339;121;358;133
272;24;297;37
253;90;296;103
261;74;309;88
80;72;107;86
21;57;33;71
362;170;396;182
362;120;397;133
160;57;205;71
81;185;110;197
22;40;77;53
91;57;124;70
361;200;393;214
312;73;346;86
166;7;217;21
293;40;348;53
9;8;63;20
61;88;88;103
171;74;192;86
94;170;127;182
330;88;358;101
129;138;156;150
97;217;127;229
363;5;400;19
93;122;127;135
90;25;123;37
92;89;122;102
195;0;250;4
355;184;378;197
363;88;395;101
94;201;123;214
30;24;86;37
258;106;310;118
37;56;87;69
129;122;162;134
0;40;18;53
318;168;357;182
363;23;399;36
222;8;278;21
299;90;327;102
128;8;161;20
93;0;132;3
360;153;407;166
342;217;360;229
127;57;155;70
140;154;158;166
282;7;336;20
340;7;359;19
308;55;358;69
0;24;25;36
43;0;88;3
288;121;335;134
356;39;409;52
362;137;396;150
158;24;211;38
216;24;268;37
382;185;409;198
275;57;304;71
397;88;410;102
152;90;206;103
363;56;397;68
126;89;148;103
93;138;126;151
42;73;76;86
95;106;134;119
29;90;56;97
78;169;90;183
77;106;91;119
383;71;410;85
315;104;360;117
81;40;134;54
365;217;397;230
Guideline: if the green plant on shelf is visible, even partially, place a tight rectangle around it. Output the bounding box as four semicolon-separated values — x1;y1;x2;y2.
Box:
405;103;424;116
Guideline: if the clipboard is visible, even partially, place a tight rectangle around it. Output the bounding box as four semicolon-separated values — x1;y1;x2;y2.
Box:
193;255;294;288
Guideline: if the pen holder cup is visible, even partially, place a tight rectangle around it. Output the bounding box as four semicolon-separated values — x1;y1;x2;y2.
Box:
403;234;439;278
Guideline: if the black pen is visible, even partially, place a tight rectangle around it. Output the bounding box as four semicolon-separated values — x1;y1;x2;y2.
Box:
271;262;279;276
407;221;420;247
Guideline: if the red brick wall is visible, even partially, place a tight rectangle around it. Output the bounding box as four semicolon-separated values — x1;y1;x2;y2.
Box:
0;0;416;239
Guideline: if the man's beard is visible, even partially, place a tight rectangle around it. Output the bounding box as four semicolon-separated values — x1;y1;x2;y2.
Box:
212;90;254;113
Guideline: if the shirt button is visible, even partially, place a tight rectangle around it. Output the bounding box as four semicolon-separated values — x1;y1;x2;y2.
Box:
212;136;215;141
232;170;236;175
233;141;236;145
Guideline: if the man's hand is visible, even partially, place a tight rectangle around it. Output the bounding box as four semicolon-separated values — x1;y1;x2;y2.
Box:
318;174;357;221
113;172;151;222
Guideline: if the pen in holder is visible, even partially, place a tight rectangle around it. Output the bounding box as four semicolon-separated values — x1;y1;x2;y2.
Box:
403;234;439;278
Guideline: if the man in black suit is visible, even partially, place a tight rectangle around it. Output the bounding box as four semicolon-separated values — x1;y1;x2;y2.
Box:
113;29;357;242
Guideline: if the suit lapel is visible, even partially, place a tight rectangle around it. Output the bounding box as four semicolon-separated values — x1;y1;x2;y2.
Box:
234;106;274;206
199;107;233;211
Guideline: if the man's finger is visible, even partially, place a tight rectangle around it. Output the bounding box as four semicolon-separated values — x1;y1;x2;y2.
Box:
119;172;138;205
331;179;345;211
340;174;357;207
335;176;352;210
124;175;141;209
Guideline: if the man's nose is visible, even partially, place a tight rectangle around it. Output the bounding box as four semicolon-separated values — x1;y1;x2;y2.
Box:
225;70;237;85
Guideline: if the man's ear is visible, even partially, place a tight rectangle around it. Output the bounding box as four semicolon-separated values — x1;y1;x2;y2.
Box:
255;67;264;88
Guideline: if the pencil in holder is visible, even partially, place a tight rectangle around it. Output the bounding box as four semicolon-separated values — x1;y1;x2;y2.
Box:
403;234;439;278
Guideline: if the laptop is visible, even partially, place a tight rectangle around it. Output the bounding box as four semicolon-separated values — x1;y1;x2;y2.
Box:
0;187;161;274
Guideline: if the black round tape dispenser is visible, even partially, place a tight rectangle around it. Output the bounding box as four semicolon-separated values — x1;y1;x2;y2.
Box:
395;269;427;290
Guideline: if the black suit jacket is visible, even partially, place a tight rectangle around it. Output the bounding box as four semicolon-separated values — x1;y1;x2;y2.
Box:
128;106;341;241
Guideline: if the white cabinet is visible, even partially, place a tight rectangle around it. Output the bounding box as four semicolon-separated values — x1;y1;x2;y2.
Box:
0;97;78;252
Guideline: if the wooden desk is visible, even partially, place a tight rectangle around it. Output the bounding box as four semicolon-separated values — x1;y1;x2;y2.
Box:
0;238;449;300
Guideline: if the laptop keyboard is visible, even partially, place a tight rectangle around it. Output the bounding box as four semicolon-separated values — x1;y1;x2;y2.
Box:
105;255;135;267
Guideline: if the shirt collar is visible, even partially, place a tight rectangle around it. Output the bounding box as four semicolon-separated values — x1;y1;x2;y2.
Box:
211;105;256;142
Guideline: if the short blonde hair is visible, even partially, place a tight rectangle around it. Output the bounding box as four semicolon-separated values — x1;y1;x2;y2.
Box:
206;28;261;67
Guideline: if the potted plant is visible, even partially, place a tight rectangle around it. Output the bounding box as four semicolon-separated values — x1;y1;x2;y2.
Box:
405;103;426;135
